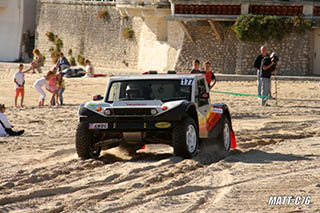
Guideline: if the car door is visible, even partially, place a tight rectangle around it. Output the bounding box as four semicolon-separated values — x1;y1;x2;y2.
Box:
195;78;210;138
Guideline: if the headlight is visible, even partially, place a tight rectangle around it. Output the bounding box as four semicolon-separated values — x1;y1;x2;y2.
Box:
104;109;111;115
150;109;158;115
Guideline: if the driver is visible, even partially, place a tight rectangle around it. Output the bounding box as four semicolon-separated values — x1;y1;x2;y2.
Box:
126;84;141;99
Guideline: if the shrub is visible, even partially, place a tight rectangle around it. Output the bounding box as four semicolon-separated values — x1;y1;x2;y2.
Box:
77;55;86;66
69;56;76;66
41;55;46;66
122;60;129;67
68;49;73;56
98;8;108;19
55;38;63;52
122;28;134;39
45;32;55;42
232;14;313;42
49;46;55;52
50;50;59;63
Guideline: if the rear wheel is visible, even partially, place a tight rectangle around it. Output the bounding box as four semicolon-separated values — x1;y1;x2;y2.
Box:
173;117;199;158
75;122;101;159
218;118;231;152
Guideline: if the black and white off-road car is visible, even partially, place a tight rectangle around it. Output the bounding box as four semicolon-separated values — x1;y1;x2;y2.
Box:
76;72;236;159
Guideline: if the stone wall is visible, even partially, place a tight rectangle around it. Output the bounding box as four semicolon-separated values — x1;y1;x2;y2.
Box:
36;0;141;71
175;22;237;74
235;31;313;76
174;21;313;75
36;0;314;75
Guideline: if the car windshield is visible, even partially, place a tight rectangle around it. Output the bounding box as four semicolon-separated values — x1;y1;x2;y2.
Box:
106;79;192;102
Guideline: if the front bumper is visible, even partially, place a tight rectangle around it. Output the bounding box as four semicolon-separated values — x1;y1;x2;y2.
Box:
82;118;178;132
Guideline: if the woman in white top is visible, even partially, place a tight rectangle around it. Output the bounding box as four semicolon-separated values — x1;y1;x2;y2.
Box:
0;104;24;136
85;59;106;77
33;71;54;107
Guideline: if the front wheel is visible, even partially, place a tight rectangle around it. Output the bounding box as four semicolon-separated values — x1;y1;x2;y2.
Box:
173;117;199;158
218;118;231;152
75;122;101;159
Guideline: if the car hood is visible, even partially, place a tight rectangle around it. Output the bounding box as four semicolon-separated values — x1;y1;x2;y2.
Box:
83;100;185;116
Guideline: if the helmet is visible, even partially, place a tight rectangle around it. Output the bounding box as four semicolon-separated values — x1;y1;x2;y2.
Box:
126;84;141;98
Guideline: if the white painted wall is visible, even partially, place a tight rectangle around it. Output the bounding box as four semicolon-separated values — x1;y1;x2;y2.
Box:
0;0;23;61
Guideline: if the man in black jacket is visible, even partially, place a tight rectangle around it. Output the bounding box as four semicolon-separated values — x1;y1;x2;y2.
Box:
254;46;267;98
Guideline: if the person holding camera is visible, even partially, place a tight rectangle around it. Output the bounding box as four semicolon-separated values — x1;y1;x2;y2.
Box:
260;51;277;106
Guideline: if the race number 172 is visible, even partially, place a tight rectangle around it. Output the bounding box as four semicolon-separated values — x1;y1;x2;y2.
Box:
268;196;311;206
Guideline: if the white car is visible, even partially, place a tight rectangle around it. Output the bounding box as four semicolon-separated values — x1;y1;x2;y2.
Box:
76;72;237;159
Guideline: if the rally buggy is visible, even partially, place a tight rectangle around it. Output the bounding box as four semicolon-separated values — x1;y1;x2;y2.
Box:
76;72;236;159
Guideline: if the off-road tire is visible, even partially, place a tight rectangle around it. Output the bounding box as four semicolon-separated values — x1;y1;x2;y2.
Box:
173;117;199;158
218;117;231;152
75;122;101;159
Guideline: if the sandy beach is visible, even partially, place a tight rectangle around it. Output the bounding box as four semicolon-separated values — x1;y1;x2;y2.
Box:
0;69;320;212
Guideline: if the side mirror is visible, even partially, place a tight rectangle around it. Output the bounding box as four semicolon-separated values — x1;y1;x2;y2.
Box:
200;92;209;99
93;94;103;101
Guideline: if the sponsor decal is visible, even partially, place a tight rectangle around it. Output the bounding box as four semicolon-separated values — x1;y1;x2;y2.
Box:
155;122;171;129
211;108;223;114
181;78;194;85
126;104;147;106
87;102;96;107
89;123;108;129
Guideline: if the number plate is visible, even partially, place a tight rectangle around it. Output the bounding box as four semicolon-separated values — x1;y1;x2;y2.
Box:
89;123;108;129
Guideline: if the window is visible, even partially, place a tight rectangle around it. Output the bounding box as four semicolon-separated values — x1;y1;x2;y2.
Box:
197;79;208;107
106;80;192;103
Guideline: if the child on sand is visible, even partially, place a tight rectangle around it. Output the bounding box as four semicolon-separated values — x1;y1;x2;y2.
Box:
13;64;25;107
48;67;59;105
0;104;24;137
33;71;54;107
56;73;65;105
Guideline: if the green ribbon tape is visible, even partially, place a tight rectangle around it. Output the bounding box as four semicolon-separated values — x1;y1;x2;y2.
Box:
212;90;269;99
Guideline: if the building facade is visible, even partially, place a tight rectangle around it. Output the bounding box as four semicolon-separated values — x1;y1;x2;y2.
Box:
35;0;320;75
0;0;37;62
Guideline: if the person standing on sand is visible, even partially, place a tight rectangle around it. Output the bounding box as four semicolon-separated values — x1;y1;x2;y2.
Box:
0;104;24;137
254;46;267;98
13;64;25;107
56;73;66;105
33;71;54;107
48;67;59;105
190;59;201;73
261;50;277;106
203;61;216;89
